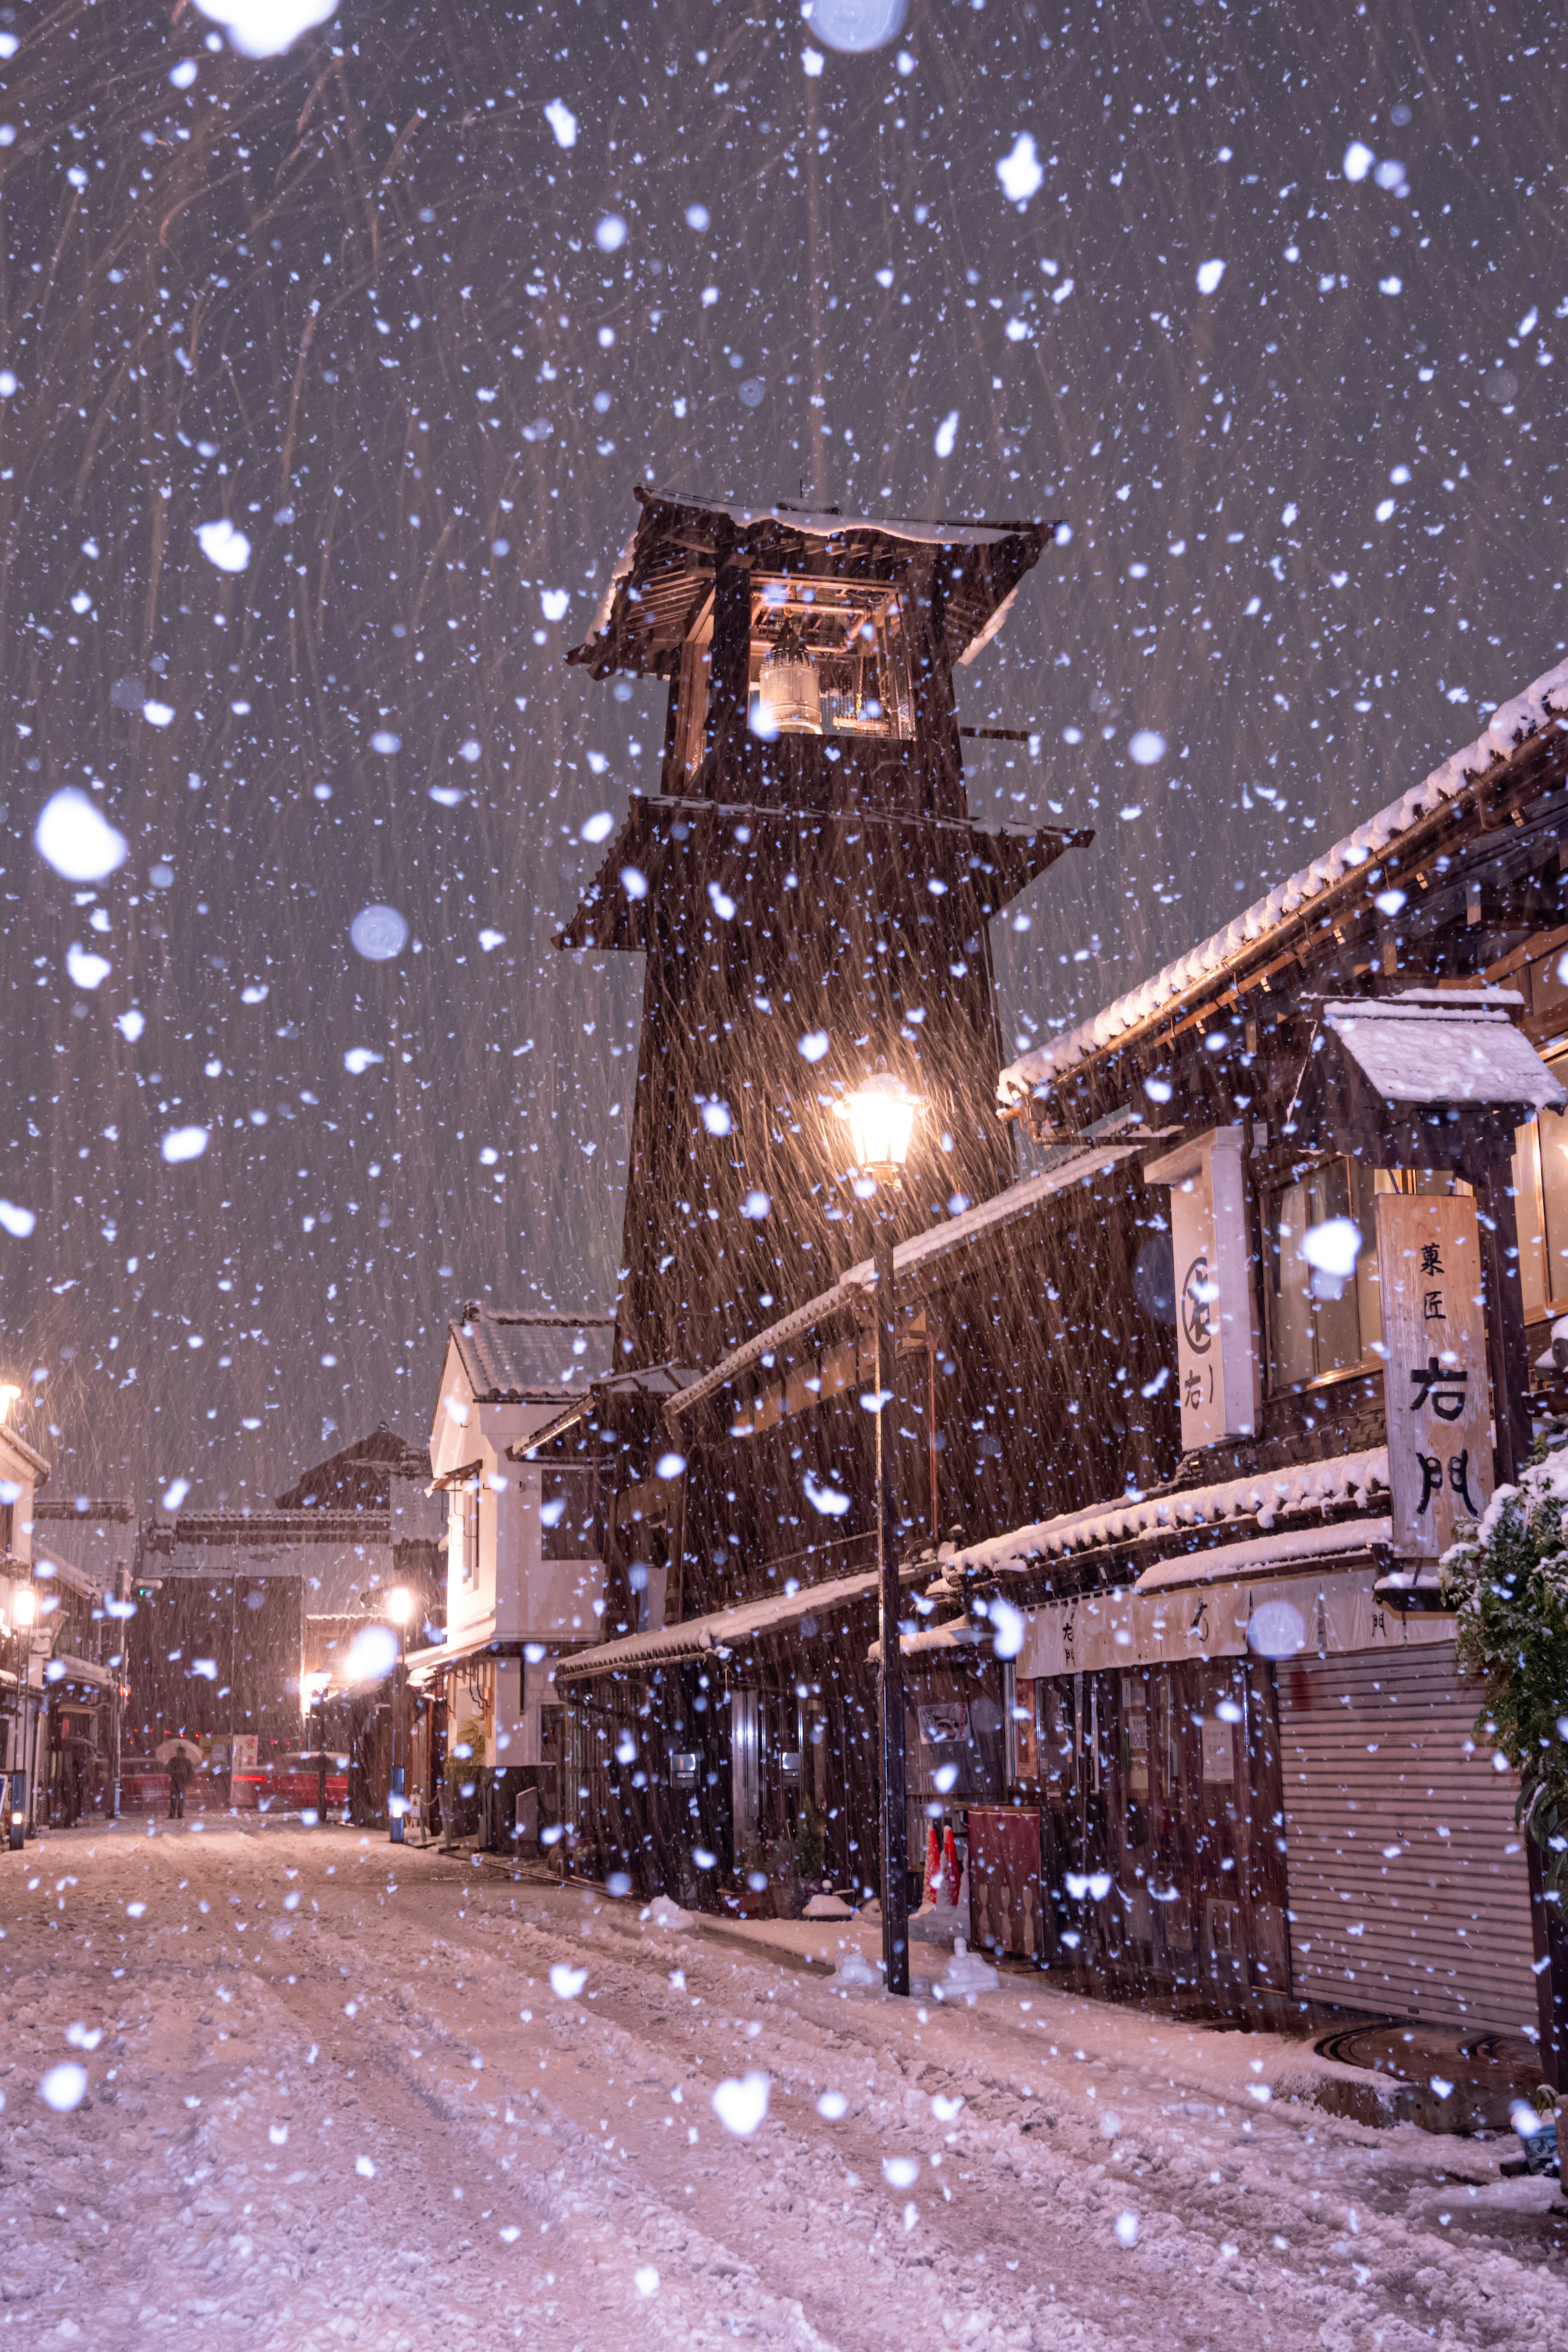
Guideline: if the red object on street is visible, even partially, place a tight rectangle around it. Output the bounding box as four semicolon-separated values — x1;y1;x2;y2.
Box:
943;1824;962;1909
924;1821;943;1906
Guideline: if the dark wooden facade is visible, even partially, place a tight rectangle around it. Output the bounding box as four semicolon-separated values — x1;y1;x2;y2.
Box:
556;575;1568;2036
561;491;1087;1376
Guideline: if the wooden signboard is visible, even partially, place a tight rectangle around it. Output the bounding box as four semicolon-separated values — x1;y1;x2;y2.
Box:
1375;1193;1492;1560
1145;1127;1261;1452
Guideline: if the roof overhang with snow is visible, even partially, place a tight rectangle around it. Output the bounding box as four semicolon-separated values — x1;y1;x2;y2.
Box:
554;1558;925;1683
924;1447;1391;1594
663;1140;1148;1428
567;486;1059;680
998;657;1568;1113
1320;991;1566;1113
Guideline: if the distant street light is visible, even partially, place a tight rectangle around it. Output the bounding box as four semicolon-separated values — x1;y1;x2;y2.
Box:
835;1073;923;1998
387;1586;414;1845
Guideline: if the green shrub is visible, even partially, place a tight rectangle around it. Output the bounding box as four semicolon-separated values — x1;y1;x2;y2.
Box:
1442;1432;1568;1895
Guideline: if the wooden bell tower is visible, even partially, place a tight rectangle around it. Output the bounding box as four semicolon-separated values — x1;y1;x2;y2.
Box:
560;490;1088;1374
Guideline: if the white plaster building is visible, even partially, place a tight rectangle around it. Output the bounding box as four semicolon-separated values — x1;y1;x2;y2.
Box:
411;1309;614;1798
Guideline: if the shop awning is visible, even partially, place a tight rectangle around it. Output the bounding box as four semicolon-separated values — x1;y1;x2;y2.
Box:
1130;1519;1392;1595
405;1626;506;1687
925;1447;1391;1592
555;1560;920;1683
1321;990;1566;1111
45;1652;114;1690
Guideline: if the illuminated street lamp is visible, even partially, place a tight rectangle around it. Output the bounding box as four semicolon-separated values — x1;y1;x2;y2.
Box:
386;1586;415;1846
835;1072;924;1997
8;1583;37;1850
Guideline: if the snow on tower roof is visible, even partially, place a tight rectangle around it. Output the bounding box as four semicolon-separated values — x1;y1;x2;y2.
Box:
568;486;1060;679
998;657;1568;1110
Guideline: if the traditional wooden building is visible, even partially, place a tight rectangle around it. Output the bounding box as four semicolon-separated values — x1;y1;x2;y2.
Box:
551;647;1568;2079
541;487;1087;1897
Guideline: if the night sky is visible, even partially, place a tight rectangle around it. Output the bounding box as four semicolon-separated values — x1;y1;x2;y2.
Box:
0;0;1560;1512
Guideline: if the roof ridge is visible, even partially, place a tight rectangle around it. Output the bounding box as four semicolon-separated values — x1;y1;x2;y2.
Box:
998;656;1568;1105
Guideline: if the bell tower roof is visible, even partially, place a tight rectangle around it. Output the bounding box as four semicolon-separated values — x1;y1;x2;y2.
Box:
568;486;1060;681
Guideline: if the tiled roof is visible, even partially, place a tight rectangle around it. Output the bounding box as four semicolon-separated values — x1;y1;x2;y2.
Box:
999;657;1568;1105
450;1310;617;1403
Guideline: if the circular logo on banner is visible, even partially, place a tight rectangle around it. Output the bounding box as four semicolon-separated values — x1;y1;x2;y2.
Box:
1180;1253;1214;1354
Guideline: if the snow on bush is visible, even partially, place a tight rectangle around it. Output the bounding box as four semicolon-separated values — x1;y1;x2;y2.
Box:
1442;1426;1568;1890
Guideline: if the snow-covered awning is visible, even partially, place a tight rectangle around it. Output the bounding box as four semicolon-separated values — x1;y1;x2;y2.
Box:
555;1560;920;1683
1320;991;1566;1112
1130;1519;1393;1595
34;1550;100;1601
998;656;1568;1107
663;1140;1146;1428
46;1652;114;1690
405;1626;503;1687
927;1448;1390;1591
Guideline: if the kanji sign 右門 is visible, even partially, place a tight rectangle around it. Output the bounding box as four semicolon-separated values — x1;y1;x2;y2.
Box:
1375;1192;1493;1559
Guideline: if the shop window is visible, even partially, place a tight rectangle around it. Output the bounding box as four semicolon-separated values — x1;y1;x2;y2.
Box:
1513;1051;1568;1323
450;1485;480;1586
1267;1156;1386;1390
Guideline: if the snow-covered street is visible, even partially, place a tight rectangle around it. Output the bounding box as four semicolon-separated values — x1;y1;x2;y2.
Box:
0;1823;1563;2350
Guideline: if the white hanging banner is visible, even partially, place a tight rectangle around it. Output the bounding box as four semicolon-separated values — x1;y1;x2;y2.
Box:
1145;1127;1262;1451
1375;1192;1493;1560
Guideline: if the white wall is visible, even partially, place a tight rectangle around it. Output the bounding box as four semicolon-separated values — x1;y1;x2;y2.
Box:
428;1341;605;1652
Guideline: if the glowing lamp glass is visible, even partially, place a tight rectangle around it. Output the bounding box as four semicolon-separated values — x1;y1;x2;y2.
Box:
385;1586;415;1626
839;1075;921;1174
12;1586;37;1628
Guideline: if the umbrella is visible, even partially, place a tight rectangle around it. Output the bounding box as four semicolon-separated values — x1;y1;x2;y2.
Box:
155;1737;204;1766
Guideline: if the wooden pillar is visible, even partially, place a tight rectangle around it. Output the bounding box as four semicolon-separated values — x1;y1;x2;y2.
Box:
707;548;752;772
1470;1156;1532;1485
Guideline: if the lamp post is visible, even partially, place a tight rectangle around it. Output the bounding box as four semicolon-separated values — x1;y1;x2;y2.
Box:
8;1583;36;1851
386;1586;414;1845
836;1073;922;1998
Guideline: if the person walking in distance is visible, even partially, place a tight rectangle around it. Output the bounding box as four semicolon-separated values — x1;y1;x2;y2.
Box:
167;1745;193;1820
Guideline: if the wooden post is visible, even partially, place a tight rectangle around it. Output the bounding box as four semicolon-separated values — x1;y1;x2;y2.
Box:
1528;1837;1568;2094
1470;1158;1532;1485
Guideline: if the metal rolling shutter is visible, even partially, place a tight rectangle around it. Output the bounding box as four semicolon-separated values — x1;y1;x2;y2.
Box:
1278;1647;1537;2033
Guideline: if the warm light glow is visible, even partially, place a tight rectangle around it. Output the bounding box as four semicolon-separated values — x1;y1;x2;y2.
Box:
837;1073;923;1175
0;1381;20;1413
385;1585;415;1626
12;1585;38;1628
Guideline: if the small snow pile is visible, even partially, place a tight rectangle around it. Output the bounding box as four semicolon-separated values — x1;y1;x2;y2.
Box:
803;1892;853;1919
549;1963;587;2000
833;1948;882;1990
643;1895;693;1930
934;1938;998;2000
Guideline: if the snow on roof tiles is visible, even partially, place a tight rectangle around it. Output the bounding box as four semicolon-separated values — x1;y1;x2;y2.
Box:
1322;992;1568;1112
998;657;1568;1107
555;1558;923;1681
929;1446;1390;1587
449;1310;617;1402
